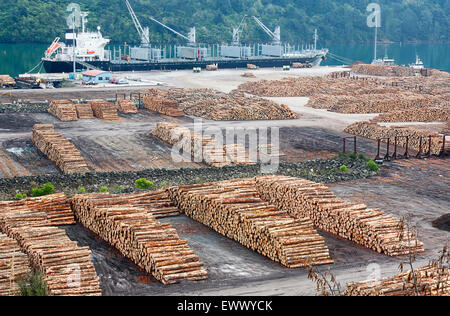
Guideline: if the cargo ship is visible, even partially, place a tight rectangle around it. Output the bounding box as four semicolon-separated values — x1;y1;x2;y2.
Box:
43;2;328;73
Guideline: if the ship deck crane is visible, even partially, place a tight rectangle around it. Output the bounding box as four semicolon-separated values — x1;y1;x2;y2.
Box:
125;0;150;46
149;17;196;45
252;16;280;44
232;15;248;45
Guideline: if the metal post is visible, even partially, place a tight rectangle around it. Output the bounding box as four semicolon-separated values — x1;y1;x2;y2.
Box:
427;136;432;157
384;138;391;161
375;139;381;161
417;137;423;158
404;136;409;158
343;138;346;154
353;136;357;155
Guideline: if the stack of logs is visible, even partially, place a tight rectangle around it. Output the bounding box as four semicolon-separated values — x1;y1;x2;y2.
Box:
0;202;101;296
372;107;450;123
0;233;32;296
152;122;254;167
0;193;75;226
48;100;78;121
168;179;334;268
254;176;424;256
344;122;444;156
75;103;94;119
116;100;138;114
31;124;89;174
146;88;298;121
344;264;449;296
144;90;184;117
89;100;119;121
0;75;15;87
71;194;208;285
352;64;415;77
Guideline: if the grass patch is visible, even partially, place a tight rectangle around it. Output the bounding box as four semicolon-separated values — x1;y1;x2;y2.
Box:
135;178;154;190
366;160;379;172
16;270;49;296
31;183;55;197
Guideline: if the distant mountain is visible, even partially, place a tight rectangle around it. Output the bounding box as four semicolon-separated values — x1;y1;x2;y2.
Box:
0;0;448;44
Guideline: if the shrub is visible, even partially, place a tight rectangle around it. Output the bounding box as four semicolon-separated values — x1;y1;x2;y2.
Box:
114;185;124;192
99;186;108;193
15;193;27;200
348;153;357;160
366;160;379;172
340;165;349;172
31;183;55;197
17;270;49;296
159;181;169;189
358;153;370;162
135;178;154;190
78;187;86;194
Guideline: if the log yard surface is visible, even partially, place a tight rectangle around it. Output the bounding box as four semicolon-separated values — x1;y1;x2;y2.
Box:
0;65;448;296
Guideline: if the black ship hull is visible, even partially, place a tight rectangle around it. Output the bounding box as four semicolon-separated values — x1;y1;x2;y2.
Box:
43;55;325;73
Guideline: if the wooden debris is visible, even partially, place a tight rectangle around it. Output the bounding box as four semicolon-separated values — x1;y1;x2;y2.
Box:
71;194;208;285
0;206;101;296
344;265;449;296
241;72;256;78
247;64;258;69
75;103;94;119
168;179;334;268
0;193;75;226
31;124;89;174
0;233;32;296
48;100;78;122
344;122;444;155
116;100;138;114
255;175;424;256
89;100;119;121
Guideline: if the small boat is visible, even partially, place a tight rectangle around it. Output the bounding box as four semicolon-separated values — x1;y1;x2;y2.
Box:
409;55;424;69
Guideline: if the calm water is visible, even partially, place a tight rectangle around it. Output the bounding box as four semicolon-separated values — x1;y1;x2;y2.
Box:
0;42;449;77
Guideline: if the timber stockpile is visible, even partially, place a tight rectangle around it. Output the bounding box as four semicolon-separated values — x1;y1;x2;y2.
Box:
372;107;450;123
152;122;254;167
144;89;184;117
0;233;32;296
0;193;75;226
0;75;15;87
71;194;208;285
351;64;415;77
31;124;90;174
147;88;298;121
116;100;138;114
70;190;182;219
48;100;78;122
254;176;424;256
88;100;119;121
344;122;444;156
75;103;94;119
0;204;101;296
344;264;449;296
167;179;334;268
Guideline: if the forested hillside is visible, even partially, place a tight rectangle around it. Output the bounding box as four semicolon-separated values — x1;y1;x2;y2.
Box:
0;0;448;44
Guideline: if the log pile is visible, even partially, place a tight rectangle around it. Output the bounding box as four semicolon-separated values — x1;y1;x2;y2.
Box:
75;103;94;119
71;190;182;219
31;124;89;174
143;90;184;117
0;233;32;296
372;107;450;123
206;64;218;71
167;179;334;268
0;207;101;296
89;100;119;121
152;122;254;167
344;264;449;296
254;175;424;256
0;75;15;87
71;194;208;285
344;122;444;156
352;64;415;77
328;71;351;78
241;72;256;78
48;100;78;122
0;193;75;226
247;64;258;69
149;88;298;121
116;100;138;114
